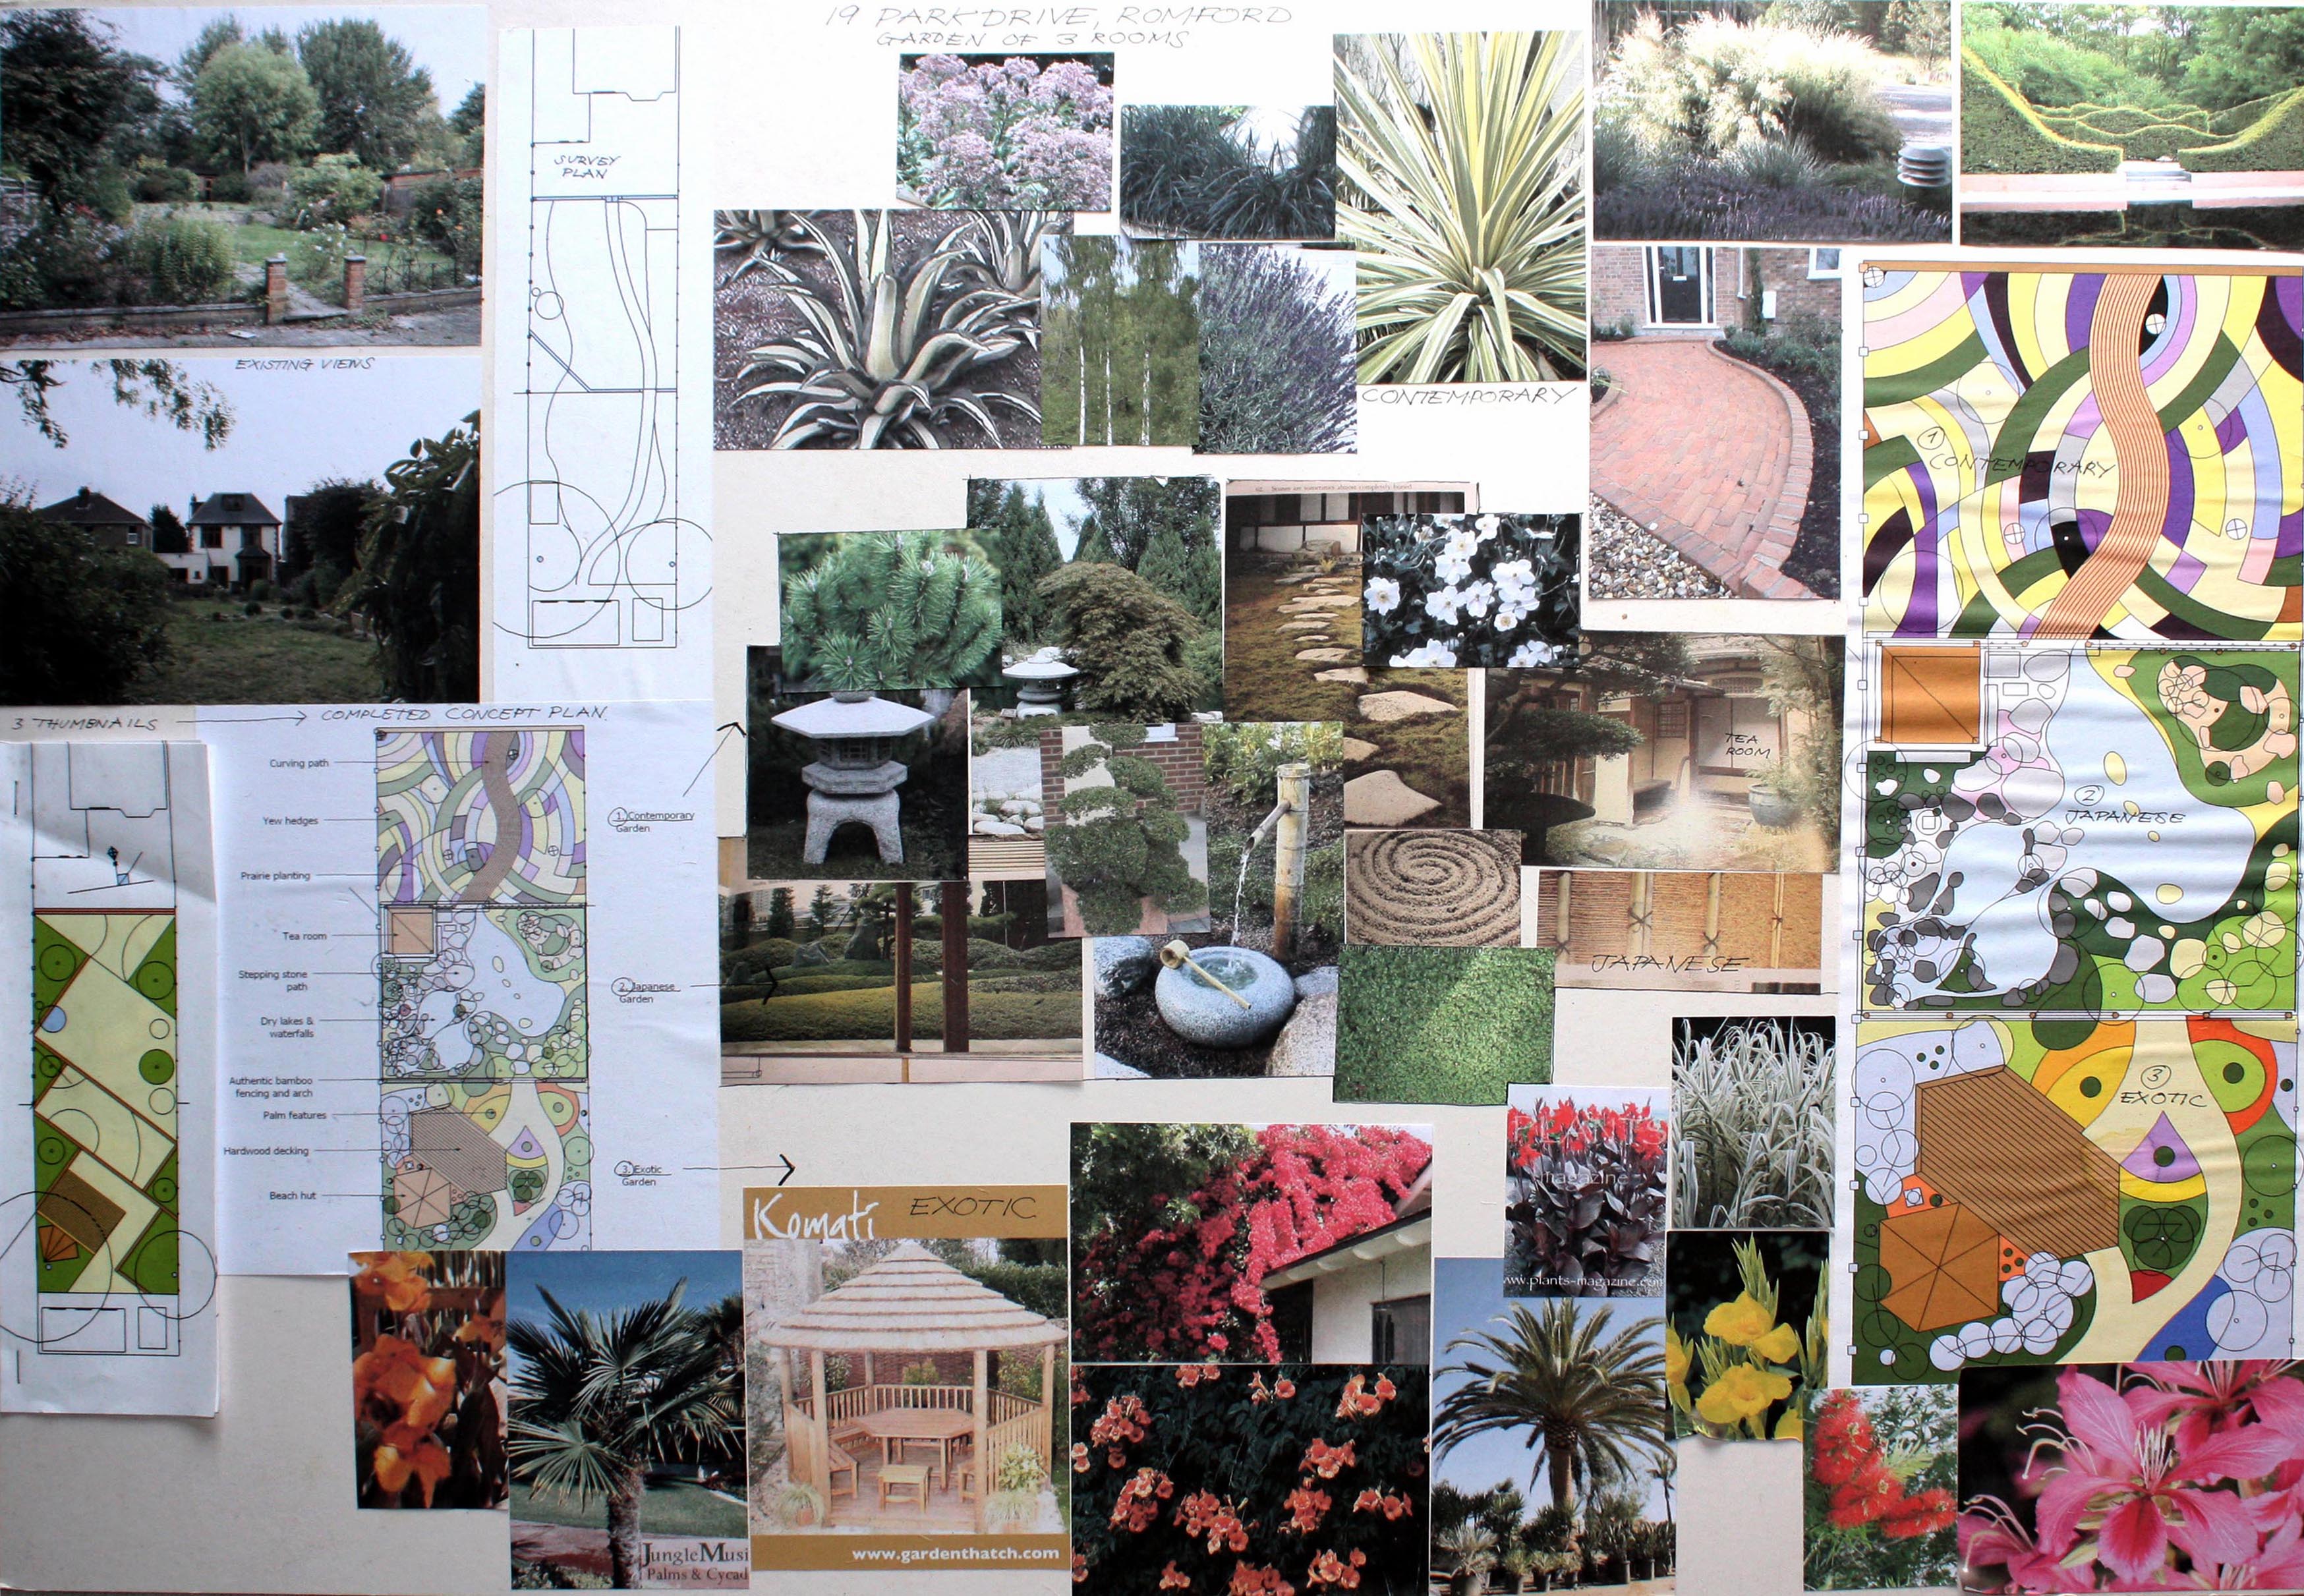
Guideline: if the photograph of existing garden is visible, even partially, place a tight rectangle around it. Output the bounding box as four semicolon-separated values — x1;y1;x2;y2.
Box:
0;6;484;346
1961;3;2304;248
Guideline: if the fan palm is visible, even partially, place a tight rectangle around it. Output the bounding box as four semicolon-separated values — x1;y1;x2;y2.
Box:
1337;31;1588;382
507;1282;744;1589
1435;1300;1670;1516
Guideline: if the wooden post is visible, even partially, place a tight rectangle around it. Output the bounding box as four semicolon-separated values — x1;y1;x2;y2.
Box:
971;1348;989;1533
1039;1343;1055;1477
1271;762;1310;962
894;884;913;1052
863;1350;875;1387
810;1349;832;1522
941;880;969;1053
264;254;289;324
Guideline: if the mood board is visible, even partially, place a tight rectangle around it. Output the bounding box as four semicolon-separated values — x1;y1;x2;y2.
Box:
0;1;2299;1593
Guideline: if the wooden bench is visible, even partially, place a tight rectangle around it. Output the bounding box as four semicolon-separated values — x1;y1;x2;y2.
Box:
826;1440;858;1500
878;1463;931;1509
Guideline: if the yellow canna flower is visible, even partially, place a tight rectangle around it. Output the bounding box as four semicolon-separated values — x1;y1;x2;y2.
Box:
1695;1362;1793;1427
1773;1405;1803;1442
1664;1325;1690;1396
1704;1292;1800;1361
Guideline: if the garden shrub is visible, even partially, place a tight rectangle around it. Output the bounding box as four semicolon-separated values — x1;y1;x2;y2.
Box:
409;173;484;275
132;165;200;202
1960;22;2158;111
1957;51;2122;175
287;154;384;227
128;214;236;303
2181;85;2304;172
1194;244;1355;456
0;499;172;702
1120;103;1335;240
209;170;253;203
0;212;123;308
1592;111;1656;193
1045;723;1207;935
780;528;1001;691
1037;561;1207;724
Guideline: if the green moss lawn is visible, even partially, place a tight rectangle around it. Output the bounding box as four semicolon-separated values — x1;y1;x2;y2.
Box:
1333;944;1555;1104
130;605;384;702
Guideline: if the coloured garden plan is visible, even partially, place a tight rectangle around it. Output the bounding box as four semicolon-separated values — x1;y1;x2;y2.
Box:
0;742;219;1415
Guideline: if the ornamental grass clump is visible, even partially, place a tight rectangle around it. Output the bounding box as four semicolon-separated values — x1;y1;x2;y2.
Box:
1120;104;1337;240
1505;1097;1667;1297
898;52;1113;210
1045;722;1207;936
1671;1017;1834;1230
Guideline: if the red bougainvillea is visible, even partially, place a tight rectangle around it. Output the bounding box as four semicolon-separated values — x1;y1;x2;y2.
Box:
1075;1124;1431;1363
1074;1365;1428;1596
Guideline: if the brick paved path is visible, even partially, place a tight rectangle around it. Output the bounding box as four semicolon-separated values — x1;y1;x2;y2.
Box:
1589;337;1816;600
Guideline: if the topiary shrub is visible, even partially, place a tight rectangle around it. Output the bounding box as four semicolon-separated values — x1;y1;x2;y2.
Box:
128;214;236;303
1037;561;1207;724
1958;50;2123;175
1044;723;1208;934
2181;85;2304;173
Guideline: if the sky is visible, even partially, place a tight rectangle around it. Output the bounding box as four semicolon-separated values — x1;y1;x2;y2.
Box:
1432;1257;1672;1523
505;1249;740;1376
1003;478;1089;559
84;5;486;105
16;356;477;525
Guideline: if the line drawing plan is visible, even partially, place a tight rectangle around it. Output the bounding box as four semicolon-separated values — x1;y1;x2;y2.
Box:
493;26;713;700
1;742;219;1415
376;730;592;1254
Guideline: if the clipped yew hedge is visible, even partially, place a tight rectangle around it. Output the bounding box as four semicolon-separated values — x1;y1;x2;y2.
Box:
1960;50;2123;174
2181;84;2304;172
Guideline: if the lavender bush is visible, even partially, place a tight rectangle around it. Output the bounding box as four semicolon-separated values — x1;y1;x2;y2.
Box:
1362;513;1580;670
1194;244;1354;455
898;53;1114;212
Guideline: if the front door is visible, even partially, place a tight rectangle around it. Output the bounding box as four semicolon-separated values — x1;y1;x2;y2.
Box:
1652;246;1708;324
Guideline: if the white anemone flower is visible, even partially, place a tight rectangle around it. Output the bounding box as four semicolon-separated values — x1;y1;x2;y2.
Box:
1365;576;1402;615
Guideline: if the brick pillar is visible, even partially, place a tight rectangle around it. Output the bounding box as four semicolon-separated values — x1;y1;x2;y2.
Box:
264;254;289;324
343;254;366;315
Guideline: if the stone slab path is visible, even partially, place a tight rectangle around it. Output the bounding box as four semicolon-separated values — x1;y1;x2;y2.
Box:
1589;337;1816;600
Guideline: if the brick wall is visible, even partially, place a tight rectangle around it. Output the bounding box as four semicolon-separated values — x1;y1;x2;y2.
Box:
1592;244;1841;330
1592;246;1650;328
1748;247;1841;326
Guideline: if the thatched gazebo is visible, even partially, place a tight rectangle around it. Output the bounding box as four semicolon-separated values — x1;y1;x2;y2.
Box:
761;1241;1063;1531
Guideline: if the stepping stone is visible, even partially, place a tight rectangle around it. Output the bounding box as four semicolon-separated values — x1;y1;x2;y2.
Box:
1345;769;1441;826
1286;595;1357;609
1279;619;1331;631
1318;669;1370;686
1357;690;1458;722
1273;573;1316;585
1296;648;1354;663
1342;737;1379;760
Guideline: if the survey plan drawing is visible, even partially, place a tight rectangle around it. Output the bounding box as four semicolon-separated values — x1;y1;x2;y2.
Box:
490;25;713;700
0;743;217;1415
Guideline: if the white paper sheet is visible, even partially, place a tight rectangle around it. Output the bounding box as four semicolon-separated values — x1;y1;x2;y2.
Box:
198;700;720;1274
488;25;715;702
1;741;219;1415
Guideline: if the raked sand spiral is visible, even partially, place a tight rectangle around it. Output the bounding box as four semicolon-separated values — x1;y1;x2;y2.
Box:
1345;828;1524;946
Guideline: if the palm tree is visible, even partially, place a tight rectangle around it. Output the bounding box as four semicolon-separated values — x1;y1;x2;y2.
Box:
507;1282;744;1589
1435;1299;1671;1518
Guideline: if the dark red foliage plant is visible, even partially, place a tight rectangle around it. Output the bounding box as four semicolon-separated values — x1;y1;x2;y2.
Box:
1072;1363;1429;1595
1072;1124;1433;1363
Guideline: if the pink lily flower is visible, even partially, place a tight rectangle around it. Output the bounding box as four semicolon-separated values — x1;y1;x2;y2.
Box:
2128;1362;2298;1454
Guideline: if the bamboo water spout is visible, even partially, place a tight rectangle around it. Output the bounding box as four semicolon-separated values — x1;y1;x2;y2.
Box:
1159;940;1252;1010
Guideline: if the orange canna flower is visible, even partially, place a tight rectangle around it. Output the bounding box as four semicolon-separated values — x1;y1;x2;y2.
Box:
352;1253;434;1313
371;1433;453;1505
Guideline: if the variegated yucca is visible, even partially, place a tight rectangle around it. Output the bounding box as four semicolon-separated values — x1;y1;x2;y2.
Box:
1336;32;1589;384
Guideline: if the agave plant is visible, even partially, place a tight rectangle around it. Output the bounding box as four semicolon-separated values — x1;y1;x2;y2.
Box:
713;209;819;282
730;210;1040;449
1337;31;1588;383
947;208;1064;309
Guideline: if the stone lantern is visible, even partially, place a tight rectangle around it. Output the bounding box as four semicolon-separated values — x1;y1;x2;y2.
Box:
771;690;935;865
1001;648;1079;717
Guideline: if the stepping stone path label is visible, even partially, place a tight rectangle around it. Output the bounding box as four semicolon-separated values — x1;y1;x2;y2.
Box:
1345;769;1442;826
1357;690;1459;722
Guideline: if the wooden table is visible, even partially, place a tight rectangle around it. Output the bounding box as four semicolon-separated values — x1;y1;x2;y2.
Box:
878;1463;930;1509
854;1408;974;1482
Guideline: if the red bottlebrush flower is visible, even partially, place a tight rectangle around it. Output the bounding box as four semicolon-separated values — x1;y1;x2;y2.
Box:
1882;1487;1955;1540
1828;1458;1901;1528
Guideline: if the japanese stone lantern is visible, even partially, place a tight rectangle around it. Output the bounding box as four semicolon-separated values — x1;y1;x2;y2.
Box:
771;690;935;865
1001;648;1080;717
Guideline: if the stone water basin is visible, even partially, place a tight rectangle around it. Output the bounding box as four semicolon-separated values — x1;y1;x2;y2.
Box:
1155;946;1297;1048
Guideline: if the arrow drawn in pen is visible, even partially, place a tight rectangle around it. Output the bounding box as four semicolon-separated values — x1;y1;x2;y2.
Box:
200;710;310;725
682;722;746;797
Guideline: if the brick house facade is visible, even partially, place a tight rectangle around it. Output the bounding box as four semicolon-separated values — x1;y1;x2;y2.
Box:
1592;244;1843;333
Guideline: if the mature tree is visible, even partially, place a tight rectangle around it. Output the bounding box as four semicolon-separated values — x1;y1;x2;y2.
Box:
173;14;243;88
0;10;156;214
779;529;1001;691
507;1282;743;1591
3;360;235;450
1435;1299;1673;1516
193;42;320;172
449;81;486;165
1074;476;1220;575
2181;7;2304;109
335;411;479;701
1038;561;1207;723
764;886;795;940
148;503;189;556
807;885;837;937
0;498;172;703
973;482;1064;652
297;18;439;169
279;478;380;604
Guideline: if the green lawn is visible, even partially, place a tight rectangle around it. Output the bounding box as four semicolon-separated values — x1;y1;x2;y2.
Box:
130;606;383;703
1333;945;1555;1105
722;981;1080;1043
513;1478;746;1538
746;816;964;882
138;204;458;300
